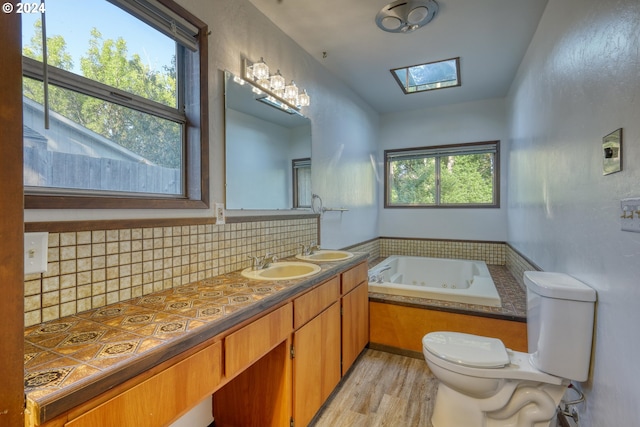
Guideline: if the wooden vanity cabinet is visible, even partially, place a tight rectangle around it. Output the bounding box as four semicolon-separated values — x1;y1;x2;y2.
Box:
340;263;369;375
213;303;294;427
63;340;223;427
28;261;370;427
292;279;341;427
213;262;370;427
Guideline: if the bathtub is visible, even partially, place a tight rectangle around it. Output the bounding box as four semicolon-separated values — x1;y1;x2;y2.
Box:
368;255;502;307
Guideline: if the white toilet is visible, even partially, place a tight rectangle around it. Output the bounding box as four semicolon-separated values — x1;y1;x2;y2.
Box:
422;271;596;427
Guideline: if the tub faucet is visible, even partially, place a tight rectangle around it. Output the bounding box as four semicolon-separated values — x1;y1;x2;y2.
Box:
369;265;391;283
377;265;392;283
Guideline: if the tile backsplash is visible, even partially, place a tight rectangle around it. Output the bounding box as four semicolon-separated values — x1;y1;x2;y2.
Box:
24;217;318;327
24;224;538;327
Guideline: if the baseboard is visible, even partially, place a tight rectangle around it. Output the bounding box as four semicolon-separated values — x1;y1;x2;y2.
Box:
368;342;424;359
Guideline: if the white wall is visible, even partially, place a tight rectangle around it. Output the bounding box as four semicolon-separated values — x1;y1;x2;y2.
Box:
24;0;381;252
378;98;508;241
506;0;640;423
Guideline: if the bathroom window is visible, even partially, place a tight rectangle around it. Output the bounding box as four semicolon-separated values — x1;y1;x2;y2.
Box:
21;0;209;209
385;141;499;208
292;158;311;208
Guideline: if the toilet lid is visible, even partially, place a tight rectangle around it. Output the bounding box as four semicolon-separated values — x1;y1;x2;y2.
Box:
423;332;510;368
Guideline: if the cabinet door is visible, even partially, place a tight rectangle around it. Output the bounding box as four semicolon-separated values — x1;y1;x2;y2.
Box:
341;281;369;376
293;302;341;427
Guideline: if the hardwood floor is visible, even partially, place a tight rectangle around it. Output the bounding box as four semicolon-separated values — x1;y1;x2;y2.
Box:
311;349;437;427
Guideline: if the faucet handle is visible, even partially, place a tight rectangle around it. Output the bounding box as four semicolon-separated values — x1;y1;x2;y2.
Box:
247;255;260;270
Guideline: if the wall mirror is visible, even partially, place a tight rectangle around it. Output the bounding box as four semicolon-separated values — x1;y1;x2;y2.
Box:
224;70;312;210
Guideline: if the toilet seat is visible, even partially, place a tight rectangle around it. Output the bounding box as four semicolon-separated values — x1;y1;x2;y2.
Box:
422;332;565;385
422;332;510;368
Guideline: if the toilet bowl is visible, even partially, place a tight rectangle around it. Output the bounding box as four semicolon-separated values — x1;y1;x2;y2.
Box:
422;271;596;427
423;332;568;427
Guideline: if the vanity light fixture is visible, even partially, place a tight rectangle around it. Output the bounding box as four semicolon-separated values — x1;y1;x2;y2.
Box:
242;57;311;112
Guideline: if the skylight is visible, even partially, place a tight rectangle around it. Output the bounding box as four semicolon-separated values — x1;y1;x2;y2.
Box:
391;57;460;94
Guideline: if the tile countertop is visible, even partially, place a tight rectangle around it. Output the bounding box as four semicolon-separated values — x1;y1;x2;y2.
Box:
24;253;369;425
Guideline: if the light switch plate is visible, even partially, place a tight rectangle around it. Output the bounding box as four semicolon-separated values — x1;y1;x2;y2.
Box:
24;232;49;274
621;198;640;233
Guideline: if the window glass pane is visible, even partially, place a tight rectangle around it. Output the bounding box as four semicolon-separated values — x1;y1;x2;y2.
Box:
388;157;436;205
22;0;177;107
24;77;183;195
392;58;459;93
440;153;495;204
295;165;312;207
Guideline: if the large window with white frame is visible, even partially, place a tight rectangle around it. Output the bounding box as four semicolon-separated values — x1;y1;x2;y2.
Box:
385;141;500;208
22;0;208;209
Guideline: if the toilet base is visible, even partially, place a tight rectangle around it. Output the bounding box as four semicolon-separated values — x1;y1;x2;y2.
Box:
431;381;567;427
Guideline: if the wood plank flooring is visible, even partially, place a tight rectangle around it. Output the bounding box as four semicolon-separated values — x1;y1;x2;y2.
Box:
311;349;437;427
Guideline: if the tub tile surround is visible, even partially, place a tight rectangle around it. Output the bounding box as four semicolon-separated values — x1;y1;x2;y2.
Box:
24;218;318;327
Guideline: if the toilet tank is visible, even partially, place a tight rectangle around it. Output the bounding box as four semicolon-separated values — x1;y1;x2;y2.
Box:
525;271;596;382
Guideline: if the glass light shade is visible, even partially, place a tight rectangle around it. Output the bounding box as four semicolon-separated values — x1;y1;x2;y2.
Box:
270;70;285;91
284;81;298;101
252;58;269;81
298;90;310;107
257;78;270;88
407;6;428;24
244;65;254;80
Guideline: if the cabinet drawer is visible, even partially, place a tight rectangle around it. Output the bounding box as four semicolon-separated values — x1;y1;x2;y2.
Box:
65;341;223;427
225;303;293;378
294;276;340;329
341;261;368;294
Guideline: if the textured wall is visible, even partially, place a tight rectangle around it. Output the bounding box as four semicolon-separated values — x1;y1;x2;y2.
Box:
378;98;509;241
507;0;640;423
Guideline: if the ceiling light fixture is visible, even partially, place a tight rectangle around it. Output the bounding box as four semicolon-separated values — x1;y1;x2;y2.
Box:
375;0;439;34
242;57;310;112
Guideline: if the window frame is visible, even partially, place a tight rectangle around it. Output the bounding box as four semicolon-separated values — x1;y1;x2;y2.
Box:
384;141;500;209
390;57;461;95
23;0;209;210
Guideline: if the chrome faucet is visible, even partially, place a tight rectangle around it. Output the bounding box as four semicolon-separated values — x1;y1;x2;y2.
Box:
248;253;278;270
299;241;321;256
369;265;391;283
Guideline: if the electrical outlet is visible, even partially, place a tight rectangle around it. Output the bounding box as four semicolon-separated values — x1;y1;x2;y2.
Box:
215;203;226;225
24;232;49;274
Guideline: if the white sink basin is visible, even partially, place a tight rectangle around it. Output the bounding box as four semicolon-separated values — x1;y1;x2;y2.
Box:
241;261;322;281
295;250;354;262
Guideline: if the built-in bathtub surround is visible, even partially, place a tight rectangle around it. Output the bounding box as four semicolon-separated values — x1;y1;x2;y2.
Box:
346;237;537;291
24;217;318;327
